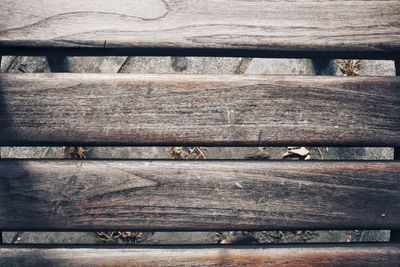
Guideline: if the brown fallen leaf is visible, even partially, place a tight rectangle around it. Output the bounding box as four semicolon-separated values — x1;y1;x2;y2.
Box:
62;146;87;159
77;147;87;158
171;146;207;159
245;147;269;160
283;146;311;160
338;59;361;76
171;146;185;159
96;231;114;241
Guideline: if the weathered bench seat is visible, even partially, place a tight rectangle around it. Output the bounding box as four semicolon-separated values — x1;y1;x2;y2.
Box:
1;0;400;266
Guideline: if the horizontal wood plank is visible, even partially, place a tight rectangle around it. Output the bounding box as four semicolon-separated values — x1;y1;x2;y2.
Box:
1;244;400;266
0;0;400;57
0;160;399;230
1;74;400;146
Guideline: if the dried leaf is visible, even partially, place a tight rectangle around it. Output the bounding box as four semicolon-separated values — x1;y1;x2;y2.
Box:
338;59;361;76
62;146;87;159
96;231;145;244
188;147;207;159
283;147;311;160
171;146;207;159
76;147;87;158
171;146;185;159
96;231;113;241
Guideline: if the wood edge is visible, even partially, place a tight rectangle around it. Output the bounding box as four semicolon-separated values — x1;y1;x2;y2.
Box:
391;59;400;242
0;242;399;249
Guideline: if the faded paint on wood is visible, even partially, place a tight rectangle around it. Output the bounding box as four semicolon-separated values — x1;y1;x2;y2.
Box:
0;160;399;230
0;74;399;146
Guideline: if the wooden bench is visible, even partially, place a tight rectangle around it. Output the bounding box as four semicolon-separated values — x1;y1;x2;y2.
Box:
1;0;400;266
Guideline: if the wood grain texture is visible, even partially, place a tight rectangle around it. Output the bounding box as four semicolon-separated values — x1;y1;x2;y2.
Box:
395;60;400;160
0;160;399;231
1;244;400;266
1;74;400;146
0;0;400;57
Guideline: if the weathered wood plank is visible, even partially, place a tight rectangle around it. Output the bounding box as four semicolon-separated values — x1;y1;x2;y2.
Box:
393;63;399;163
394;60;400;160
1;74;400;146
0;160;399;230
0;0;400;57
1;244;400;266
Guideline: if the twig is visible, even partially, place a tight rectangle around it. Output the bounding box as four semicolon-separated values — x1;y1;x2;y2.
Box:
117;57;131;73
11;231;22;244
42;147;51;157
317;147;324;159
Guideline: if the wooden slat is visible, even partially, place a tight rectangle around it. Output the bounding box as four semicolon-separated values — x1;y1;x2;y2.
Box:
0;160;399;231
0;1;400;58
394;60;400;160
394;59;400;160
1;74;400;146
1;244;400;266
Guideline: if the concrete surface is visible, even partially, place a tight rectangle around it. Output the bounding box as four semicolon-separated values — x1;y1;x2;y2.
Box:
67;57;127;73
245;58;315;75
120;56;243;74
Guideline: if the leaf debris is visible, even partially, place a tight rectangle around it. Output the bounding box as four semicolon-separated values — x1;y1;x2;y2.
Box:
338;59;361;76
171;147;207;159
62;146;87;159
283;147;311;160
96;231;145;244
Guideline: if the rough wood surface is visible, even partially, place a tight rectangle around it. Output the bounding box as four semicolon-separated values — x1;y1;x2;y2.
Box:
0;0;400;57
1;244;400;266
0;160;399;230
1;74;400;146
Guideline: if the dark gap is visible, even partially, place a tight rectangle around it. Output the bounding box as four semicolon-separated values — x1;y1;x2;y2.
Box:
0;230;391;245
1;47;399;60
46;56;69;72
0;147;394;160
